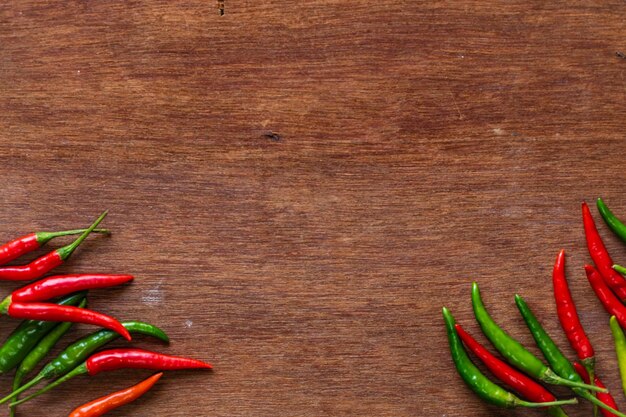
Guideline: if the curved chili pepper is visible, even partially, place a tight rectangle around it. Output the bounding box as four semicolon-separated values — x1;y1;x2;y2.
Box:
9;298;87;417
610;316;626;397
10;274;134;303
0;211;108;281
553;250;595;380
0;292;86;374
4;302;130;341
471;282;600;391
12;349;212;406
582;202;626;301
68;372;163;417
441;308;577;409
0;228;109;267
598;198;626;244
585;265;626;329
574;362;620;417
1;321;169;403
455;323;563;405
515;294;626;417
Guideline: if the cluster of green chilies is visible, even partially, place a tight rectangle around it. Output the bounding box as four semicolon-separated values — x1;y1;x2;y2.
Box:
0;212;212;416
444;198;626;417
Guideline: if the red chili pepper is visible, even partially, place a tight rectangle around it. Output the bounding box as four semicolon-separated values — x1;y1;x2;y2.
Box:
68;372;163;417
0;212;108;281
0;228;109;267
574;362;619;417
4;302;131;341
585;265;626;328
10;274;134;303
553;250;595;378
455;323;557;403
582;202;626;301
13;349;211;406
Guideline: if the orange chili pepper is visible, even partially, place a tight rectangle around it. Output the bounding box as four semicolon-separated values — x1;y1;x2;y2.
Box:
68;372;163;417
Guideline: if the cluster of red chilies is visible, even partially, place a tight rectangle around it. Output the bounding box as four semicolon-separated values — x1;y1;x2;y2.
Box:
444;199;626;417
0;212;211;417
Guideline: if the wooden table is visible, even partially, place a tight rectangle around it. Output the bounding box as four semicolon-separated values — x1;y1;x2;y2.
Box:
0;1;625;416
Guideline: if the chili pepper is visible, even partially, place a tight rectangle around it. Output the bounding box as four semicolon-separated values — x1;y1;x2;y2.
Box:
12;349;212;406
0;211;107;281
515;294;626;417
597;198;626;244
582;202;626;301
442;308;577;409
1;321;169;403
471;282;600;391
0;292;86;374
68;372;163;417
9;274;134;303
2;302;130;341
0;228;109;267
455;323;564;406
574;362;620;417
585;265;626;329
9;298;87;417
553;250;595;381
610;315;626;398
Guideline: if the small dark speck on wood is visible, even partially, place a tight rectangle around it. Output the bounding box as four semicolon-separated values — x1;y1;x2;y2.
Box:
218;0;225;15
263;131;282;142
617;51;626;59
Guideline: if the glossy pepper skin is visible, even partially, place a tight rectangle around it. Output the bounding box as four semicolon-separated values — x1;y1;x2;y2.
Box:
68;372;163;417
9;299;87;417
0;292;86;374
0;228;109;267
582;202;626;301
471;282;596;390
597;198;626;244
0;211;107;281
552;250;595;379
609;316;626;398
574;362;620;417
13;349;213;406
585;265;626;329
1;322;169;403
10;274;134;303
442;308;577;409
5;302;131;341
515;295;626;417
455;323;563;405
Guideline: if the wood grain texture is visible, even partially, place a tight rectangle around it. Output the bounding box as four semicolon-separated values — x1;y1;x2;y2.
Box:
0;1;625;415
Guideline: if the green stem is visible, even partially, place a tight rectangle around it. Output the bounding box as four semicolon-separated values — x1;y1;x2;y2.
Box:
577;389;626;417
10;364;86;407
56;211;108;261
0;373;45;405
614;265;626;276
36;229;110;245
544;370;607;393
517;398;577;408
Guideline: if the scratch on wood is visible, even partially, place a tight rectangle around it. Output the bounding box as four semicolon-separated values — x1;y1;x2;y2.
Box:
218;0;225;15
617;51;626;59
263;131;282;142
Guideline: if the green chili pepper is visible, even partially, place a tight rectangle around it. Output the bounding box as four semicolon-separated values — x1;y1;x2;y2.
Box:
516;294;626;417
471;283;601;391
0;292;86;374
9;298;88;417
597;198;626;244
3;321;169;403
610;315;626;397
443;307;577;409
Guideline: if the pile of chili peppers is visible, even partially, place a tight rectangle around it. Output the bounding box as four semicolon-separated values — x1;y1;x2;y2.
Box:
444;198;626;417
0;212;211;416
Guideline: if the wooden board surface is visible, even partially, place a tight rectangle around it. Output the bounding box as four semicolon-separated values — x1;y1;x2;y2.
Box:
1;1;625;416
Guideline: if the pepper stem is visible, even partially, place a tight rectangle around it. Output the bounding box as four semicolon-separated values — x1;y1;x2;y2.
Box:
0;373;45;405
55;211;108;261
10;364;87;407
517;398;578;408
614;264;626;276
36;229;110;245
578;389;626;417
545;371;608;393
